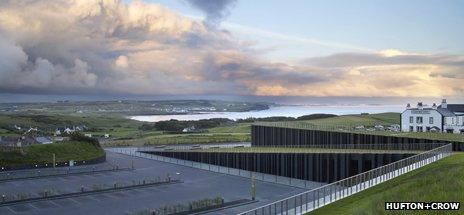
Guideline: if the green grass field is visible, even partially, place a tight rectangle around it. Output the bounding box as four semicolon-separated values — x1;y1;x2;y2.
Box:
207;123;252;133
100;132;250;147
0;141;105;167
308;153;464;215
0;114;144;138
301;112;400;127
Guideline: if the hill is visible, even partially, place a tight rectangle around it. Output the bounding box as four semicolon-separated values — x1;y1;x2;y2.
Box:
0;141;105;167
308;153;464;215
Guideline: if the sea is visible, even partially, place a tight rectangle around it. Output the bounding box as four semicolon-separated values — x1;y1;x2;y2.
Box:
130;105;404;122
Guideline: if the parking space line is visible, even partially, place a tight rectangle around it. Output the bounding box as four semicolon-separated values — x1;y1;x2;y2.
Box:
28;203;40;210
48;200;61;207
6;206;17;214
68;198;81;205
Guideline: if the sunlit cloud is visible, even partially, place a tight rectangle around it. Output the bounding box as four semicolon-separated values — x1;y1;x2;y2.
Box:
0;0;463;98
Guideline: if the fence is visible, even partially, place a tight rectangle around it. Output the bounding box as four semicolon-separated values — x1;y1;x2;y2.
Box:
134;142;250;152
238;143;453;215
134;142;447;155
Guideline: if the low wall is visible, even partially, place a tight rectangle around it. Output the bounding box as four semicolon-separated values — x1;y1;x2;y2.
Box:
252;125;464;151
147;151;413;183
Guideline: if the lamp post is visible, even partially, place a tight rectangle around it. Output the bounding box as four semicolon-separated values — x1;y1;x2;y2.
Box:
251;174;256;201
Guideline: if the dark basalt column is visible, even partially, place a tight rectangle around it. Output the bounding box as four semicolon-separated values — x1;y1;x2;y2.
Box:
146;151;413;183
251;125;464;151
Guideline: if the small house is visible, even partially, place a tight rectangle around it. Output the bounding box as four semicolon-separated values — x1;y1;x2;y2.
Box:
35;137;53;144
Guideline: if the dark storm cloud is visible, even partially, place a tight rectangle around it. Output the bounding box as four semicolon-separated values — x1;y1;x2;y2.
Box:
185;0;237;28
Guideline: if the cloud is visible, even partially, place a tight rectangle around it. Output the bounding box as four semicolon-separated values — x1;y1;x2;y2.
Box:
0;34;96;92
185;0;237;28
0;0;463;98
298;51;464;97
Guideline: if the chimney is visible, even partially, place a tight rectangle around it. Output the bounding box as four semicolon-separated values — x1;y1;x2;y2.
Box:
406;103;411;109
417;102;423;109
441;99;447;109
432;103;437;109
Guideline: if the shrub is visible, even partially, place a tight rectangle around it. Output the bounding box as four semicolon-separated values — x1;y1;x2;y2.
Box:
69;132;101;148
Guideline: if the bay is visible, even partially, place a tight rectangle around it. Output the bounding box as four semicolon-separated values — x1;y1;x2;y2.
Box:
130;105;404;122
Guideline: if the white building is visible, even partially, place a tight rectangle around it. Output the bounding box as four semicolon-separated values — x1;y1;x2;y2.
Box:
401;99;464;134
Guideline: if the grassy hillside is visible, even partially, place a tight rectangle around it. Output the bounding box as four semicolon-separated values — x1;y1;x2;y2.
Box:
207;123;252;133
301;112;400;127
205;113;400;135
0;114;143;138
308;153;464;215
0;141;105;167
0;100;271;116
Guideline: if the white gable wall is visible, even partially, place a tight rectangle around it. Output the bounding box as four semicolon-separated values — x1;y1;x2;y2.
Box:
444;115;464;133
401;109;443;132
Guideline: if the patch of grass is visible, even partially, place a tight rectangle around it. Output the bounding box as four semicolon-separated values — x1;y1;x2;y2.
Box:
0;141;105;167
208;123;252;133
301;112;400;127
101;133;250;147
308;153;464;215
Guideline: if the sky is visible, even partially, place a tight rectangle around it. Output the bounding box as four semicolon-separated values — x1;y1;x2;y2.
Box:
150;0;464;60
0;0;463;103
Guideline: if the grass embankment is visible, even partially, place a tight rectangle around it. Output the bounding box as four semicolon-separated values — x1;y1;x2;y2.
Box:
100;121;252;147
101;133;250;147
207;123;252;133
0;141;105;167
301;112;400;127
308;153;464;215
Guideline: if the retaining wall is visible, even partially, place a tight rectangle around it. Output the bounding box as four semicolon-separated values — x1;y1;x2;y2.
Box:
0;153;106;171
147;151;413;183
252;125;464;151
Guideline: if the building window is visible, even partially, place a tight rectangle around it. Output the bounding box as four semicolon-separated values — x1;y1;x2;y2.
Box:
409;116;414;123
429;117;433;124
409;126;414;132
416;117;423;124
417;126;423;132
